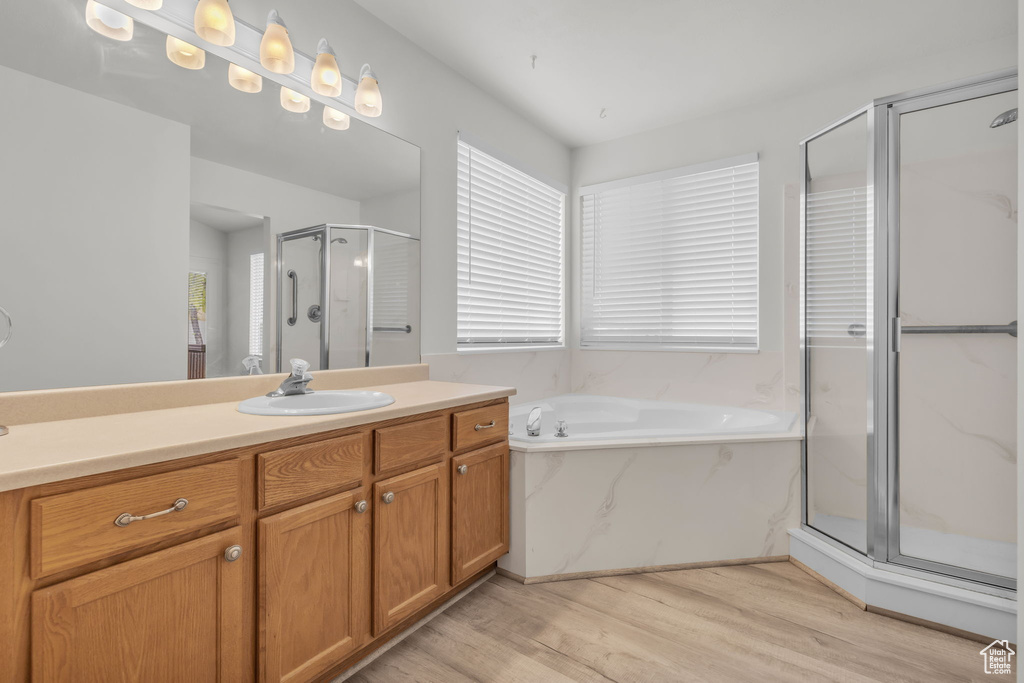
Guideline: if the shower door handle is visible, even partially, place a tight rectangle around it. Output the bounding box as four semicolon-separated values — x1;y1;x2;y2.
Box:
287;270;298;327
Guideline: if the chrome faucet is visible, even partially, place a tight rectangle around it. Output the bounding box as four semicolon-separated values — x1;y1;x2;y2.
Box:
267;358;314;397
527;407;542;436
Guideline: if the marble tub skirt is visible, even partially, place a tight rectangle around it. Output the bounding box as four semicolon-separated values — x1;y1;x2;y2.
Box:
500;437;802;582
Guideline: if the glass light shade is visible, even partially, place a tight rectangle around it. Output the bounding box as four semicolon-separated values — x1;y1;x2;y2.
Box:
228;63;261;93
260;14;294;74
166;35;206;70
280;87;310;113
323;106;350;131
194;0;235;46
311;44;342;97
125;0;162;8
85;1;133;41
354;65;382;117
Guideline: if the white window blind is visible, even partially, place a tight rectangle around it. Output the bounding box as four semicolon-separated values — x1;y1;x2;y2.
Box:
457;137;565;346
580;156;759;350
805;187;870;340
248;253;264;356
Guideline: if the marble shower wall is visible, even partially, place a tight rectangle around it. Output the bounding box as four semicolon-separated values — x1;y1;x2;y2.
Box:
502;439;801;579
424;350;571;405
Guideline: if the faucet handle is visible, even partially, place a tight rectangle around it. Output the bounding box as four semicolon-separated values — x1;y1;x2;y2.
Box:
555;420;569;438
289;358;311;377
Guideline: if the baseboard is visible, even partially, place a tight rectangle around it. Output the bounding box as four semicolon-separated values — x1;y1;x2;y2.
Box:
790;557;867;609
330;569;496;682
496;555;790;585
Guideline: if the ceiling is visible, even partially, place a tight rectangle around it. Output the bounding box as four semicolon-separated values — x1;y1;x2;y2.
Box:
190;203;265;232
355;0;1017;147
0;0;420;201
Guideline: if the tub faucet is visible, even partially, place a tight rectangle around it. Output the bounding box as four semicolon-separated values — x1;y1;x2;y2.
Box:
527;407;542;436
267;358;314;397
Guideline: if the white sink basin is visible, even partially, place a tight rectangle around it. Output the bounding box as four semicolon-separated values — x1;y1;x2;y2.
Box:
238;390;395;416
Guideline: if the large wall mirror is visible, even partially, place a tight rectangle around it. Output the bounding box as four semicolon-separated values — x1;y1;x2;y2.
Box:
0;0;421;392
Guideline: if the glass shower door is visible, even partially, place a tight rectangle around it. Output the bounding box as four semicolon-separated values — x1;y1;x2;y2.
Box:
803;111;872;553
278;231;324;371
891;88;1017;585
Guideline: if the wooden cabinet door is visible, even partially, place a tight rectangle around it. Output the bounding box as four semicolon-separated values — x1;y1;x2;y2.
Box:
259;489;371;683
373;464;445;634
32;528;246;683
451;444;509;584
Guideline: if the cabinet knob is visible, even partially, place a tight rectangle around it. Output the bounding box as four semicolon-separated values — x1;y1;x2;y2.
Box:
382;492;395;504
354;500;368;514
224;545;242;563
457;465;468;475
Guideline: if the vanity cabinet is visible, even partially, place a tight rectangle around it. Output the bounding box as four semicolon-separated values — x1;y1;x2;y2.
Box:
451;444;510;584
372;463;445;634
259;489;371;683
31;528;247;683
1;396;509;683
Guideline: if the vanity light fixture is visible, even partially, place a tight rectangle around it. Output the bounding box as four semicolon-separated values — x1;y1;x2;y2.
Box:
260;10;295;74
228;63;262;93
280;86;310;113
194;0;235;46
311;39;342;97
354;64;382;117
166;35;205;70
85;0;134;41
323;106;350;130
125;0;162;8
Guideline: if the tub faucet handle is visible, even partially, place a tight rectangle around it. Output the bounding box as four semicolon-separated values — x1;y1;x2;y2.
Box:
555;420;569;438
527;407;542;436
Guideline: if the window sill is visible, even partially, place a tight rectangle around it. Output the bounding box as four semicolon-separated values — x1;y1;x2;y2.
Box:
578;343;760;354
456;344;566;355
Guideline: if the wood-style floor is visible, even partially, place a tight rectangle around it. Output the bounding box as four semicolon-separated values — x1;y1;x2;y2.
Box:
348;561;992;682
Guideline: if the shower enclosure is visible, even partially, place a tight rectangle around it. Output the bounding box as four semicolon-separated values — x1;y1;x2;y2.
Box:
801;70;1017;590
276;224;420;372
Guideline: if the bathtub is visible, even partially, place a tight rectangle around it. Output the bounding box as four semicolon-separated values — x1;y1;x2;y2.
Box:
501;394;802;583
509;394;797;450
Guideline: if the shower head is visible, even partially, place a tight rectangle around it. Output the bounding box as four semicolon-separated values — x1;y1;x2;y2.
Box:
990;108;1017;128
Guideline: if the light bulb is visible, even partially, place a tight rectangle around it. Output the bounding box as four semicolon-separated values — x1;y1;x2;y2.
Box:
85;1;133;41
354;64;382;117
194;0;235;46
260;10;294;74
311;39;342;97
166;35;206;70
280;86;310;113
125;0;162;8
228;63;262;93
323;106;350;131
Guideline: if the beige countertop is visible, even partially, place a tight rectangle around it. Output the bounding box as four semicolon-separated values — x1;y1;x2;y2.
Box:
0;380;515;493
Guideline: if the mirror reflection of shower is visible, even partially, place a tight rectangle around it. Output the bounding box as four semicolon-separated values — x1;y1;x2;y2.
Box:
990;108;1017;128
276;224;421;372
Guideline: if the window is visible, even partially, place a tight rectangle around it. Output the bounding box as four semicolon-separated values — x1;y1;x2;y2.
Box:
580;154;759;350
805;186;870;340
248;253;264;356
456;136;565;348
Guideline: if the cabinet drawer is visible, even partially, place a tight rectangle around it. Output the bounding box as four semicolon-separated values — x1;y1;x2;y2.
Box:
374;416;446;475
31;459;243;579
451;404;508;453
258;433;366;510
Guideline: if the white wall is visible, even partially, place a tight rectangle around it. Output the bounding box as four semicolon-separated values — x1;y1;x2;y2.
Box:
360;188;420;237
569;36;1017;410
0;65;190;391
1017;0;1023;663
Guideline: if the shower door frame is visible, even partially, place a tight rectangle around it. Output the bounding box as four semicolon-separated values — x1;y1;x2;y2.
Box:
881;72;1018;590
275;224;420;373
799;68;1018;592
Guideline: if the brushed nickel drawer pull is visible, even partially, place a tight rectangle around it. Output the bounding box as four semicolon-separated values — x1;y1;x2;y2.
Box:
114;498;188;527
475;420;496;431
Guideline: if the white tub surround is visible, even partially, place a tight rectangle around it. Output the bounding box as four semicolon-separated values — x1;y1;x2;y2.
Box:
789;529;1017;643
501;395;801;582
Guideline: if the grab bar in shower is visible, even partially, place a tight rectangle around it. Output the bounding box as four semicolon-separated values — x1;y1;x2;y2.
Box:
287;270;298;326
372;325;412;333
894;318;1017;352
901;321;1017;337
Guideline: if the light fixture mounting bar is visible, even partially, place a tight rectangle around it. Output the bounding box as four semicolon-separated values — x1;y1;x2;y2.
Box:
101;0;360;114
